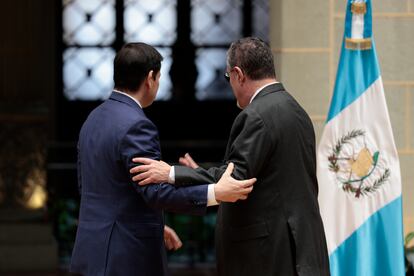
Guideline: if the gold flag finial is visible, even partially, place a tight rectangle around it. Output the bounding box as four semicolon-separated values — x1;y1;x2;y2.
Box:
351;2;367;14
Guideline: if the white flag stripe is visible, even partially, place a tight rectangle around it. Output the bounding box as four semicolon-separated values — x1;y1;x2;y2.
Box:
351;14;364;39
351;0;365;40
318;76;401;255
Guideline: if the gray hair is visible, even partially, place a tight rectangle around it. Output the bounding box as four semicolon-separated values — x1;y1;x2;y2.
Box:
227;37;276;80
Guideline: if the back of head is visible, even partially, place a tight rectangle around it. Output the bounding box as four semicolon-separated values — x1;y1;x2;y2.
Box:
113;43;163;92
227;37;276;80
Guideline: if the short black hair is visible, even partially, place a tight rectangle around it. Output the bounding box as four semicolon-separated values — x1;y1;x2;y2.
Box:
227;37;276;80
113;43;163;91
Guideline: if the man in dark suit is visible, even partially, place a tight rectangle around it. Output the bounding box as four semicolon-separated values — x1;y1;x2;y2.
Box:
70;42;256;276
130;37;330;276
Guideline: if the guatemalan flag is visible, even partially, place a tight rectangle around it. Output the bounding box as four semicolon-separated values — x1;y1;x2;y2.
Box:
317;0;405;275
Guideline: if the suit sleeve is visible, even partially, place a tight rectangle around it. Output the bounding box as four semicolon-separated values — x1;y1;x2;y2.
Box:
175;109;273;185
120;119;208;215
174;165;224;186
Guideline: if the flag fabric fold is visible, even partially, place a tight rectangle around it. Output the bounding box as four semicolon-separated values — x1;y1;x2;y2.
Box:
317;0;405;275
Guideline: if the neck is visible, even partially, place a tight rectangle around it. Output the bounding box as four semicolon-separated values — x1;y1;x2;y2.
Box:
134;90;146;106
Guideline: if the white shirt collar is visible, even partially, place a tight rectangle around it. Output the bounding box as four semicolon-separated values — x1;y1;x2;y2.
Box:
113;89;142;108
249;81;279;104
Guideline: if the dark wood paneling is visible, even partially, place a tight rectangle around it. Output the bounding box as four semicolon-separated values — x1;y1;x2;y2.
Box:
0;0;56;113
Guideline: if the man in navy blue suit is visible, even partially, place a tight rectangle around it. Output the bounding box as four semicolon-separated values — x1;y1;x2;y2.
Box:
70;42;256;276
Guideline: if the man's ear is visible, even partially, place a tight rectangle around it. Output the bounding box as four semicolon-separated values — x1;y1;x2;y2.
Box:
146;70;154;88
234;66;245;83
151;70;158;80
148;70;154;80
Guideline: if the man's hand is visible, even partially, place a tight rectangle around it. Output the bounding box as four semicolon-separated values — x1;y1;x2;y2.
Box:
214;163;256;203
130;158;171;185
179;153;199;169
164;225;182;251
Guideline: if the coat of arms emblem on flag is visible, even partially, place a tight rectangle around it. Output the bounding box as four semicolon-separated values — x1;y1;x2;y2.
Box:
327;129;390;198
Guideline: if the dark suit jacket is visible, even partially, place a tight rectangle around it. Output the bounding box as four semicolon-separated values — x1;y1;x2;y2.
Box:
70;92;209;276
175;83;330;276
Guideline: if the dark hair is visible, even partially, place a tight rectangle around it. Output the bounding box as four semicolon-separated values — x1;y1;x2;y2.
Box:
113;43;163;91
227;37;276;80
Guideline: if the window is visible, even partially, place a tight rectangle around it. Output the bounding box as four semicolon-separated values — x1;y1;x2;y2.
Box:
62;0;269;101
63;0;116;100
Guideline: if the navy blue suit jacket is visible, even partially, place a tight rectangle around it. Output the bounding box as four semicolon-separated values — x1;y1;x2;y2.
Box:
70;92;209;276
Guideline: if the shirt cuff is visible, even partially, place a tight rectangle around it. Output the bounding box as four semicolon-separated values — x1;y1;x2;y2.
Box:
168;166;175;184
207;184;219;206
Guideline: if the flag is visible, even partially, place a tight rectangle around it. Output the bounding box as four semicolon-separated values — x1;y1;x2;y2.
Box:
317;0;405;275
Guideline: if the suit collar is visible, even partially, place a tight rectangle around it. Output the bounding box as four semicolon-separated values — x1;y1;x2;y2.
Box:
113;90;142;108
250;82;279;103
251;82;285;102
109;91;142;111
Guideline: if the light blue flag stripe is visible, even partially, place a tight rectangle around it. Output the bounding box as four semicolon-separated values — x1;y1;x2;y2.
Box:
363;0;373;38
344;3;352;38
327;0;380;122
329;196;405;276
